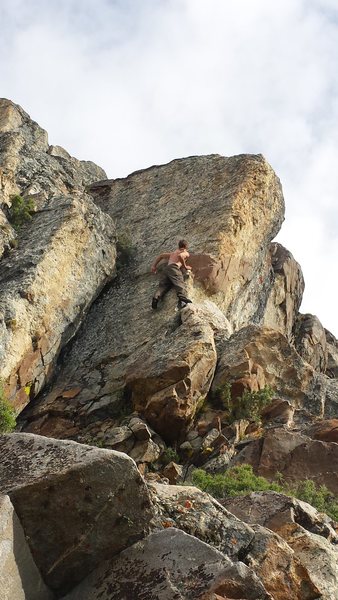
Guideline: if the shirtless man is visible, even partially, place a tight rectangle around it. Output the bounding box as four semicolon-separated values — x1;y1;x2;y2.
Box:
151;239;192;309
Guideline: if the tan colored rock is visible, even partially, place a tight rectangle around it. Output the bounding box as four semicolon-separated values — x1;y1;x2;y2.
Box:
232;428;338;495
212;324;331;417
305;418;338;442
0;494;52;600
0;99;116;409
261;399;294;427
244;524;320;600
224;492;338;600
263;243;304;340
0;433;154;595
62;528;271;600
24;153;285;441
325;327;338;378
162;461;184;484
0;194;116;410
294;313;328;372
126;311;217;441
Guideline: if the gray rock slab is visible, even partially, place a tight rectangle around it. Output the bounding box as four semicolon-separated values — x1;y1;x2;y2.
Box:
62;528;271;600
0;494;52;600
0;433;154;595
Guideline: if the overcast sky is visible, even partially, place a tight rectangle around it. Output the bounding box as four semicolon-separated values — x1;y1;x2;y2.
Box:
1;0;338;335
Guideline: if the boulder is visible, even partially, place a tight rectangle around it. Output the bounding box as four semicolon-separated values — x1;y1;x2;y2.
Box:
150;483;254;560
294;313;328;372
0;433;154;595
232;427;338;494
263;243;304;340
61;528;271;600
244;524;320;600
0;494;52;600
126;311;217;441
224;492;338;600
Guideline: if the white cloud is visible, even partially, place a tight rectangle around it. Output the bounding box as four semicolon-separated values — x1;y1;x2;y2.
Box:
1;0;338;334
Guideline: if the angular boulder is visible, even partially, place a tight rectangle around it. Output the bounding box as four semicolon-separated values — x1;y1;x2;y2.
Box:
232;428;338;495
224;492;338;600
126;310;217;441
0;433;154;595
263;243;304;340
150;483;254;560
0;494;52;600
62;528;271;600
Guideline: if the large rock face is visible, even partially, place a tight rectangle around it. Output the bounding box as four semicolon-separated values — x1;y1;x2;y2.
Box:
0;99;116;408
21;153;287;440
0;433;154;595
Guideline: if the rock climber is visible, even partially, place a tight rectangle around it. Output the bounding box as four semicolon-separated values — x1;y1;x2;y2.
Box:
151;239;193;310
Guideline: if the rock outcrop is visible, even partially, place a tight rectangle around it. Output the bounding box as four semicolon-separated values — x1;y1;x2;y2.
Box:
0;99;116;409
231;427;338;494
21;152;289;441
1;100;338;600
0;433;154;595
224;492;338;600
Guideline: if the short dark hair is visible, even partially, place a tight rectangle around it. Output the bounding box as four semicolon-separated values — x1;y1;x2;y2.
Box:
178;239;188;249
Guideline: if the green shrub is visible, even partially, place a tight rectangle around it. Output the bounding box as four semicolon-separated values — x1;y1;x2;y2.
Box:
160;446;180;466
192;464;282;498
8;194;35;231
287;479;338;522
211;384;273;424
191;464;338;521
0;383;16;433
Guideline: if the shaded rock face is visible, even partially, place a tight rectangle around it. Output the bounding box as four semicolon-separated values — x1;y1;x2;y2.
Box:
0;99;116;408
294;313;328;373
62;528;271;600
0;494;52;600
325;327;338;378
0;433;154;595
263;243;304;340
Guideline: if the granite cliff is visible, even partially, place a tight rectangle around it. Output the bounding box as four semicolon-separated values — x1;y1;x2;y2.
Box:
0;99;337;600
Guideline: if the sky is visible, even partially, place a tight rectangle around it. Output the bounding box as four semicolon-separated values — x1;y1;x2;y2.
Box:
1;0;338;335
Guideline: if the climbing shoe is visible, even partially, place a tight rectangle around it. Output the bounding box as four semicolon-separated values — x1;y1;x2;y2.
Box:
177;298;192;310
152;297;159;309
